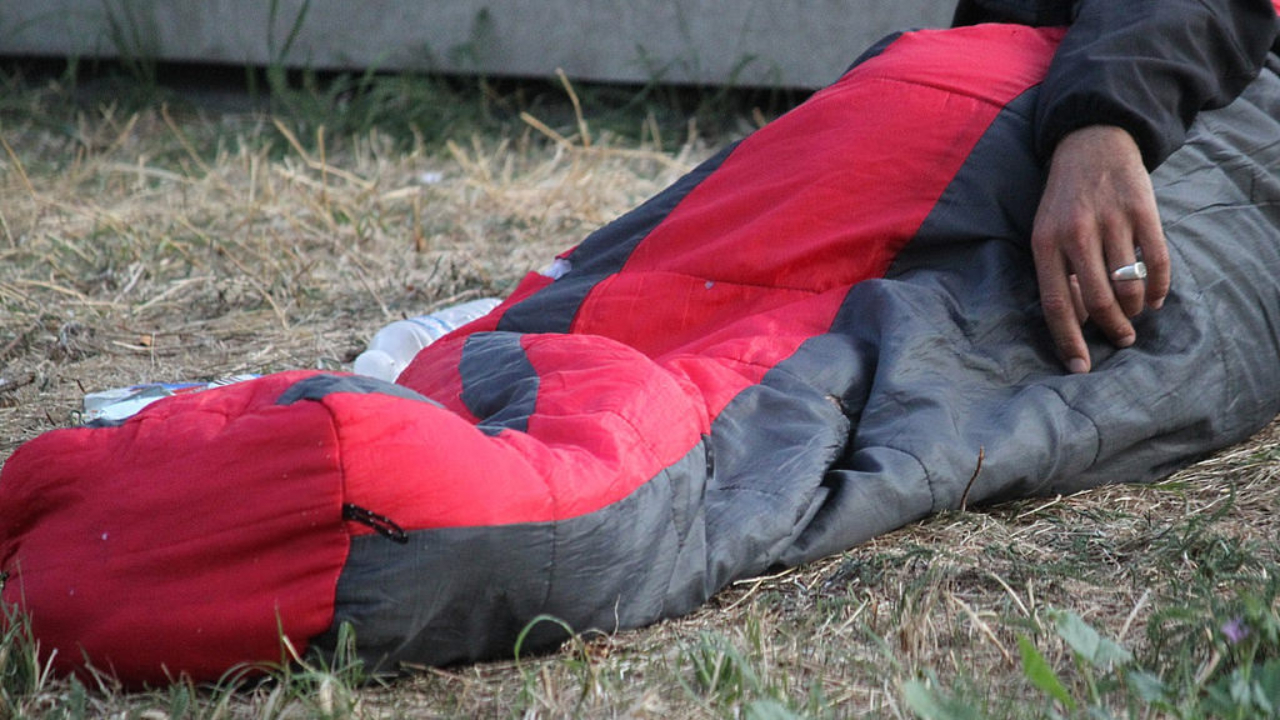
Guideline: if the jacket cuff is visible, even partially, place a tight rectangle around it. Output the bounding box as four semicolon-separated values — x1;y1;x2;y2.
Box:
1036;92;1178;171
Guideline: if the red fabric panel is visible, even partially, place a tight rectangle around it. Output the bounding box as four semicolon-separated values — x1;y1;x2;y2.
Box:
0;372;348;686
340;334;707;528
325;385;549;528
572;26;1063;415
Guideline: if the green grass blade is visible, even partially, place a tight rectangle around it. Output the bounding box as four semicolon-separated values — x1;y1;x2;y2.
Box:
1053;611;1132;669
902;679;985;720
1018;635;1076;711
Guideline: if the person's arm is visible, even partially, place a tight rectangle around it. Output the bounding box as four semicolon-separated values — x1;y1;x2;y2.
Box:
1036;0;1278;171
1030;0;1276;372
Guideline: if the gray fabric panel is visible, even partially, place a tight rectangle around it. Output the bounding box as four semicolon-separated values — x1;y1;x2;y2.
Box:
894;88;1044;251
458;332;540;435
698;335;864;588
277;373;439;407
780;58;1280;565
313;441;711;671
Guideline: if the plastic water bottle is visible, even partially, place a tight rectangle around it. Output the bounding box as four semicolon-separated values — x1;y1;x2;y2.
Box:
353;297;501;382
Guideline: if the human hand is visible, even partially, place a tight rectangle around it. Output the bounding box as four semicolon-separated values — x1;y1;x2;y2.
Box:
1031;125;1171;373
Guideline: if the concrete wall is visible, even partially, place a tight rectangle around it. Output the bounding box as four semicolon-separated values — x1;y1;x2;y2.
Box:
1;1;953;88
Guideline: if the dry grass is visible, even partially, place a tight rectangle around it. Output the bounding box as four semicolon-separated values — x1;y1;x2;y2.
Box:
1;73;1277;719
0;82;700;454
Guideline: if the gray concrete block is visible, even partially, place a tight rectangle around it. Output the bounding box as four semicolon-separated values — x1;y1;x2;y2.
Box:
1;1;953;88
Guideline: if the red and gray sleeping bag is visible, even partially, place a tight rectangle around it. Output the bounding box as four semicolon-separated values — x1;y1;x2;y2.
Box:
2;24;1279;686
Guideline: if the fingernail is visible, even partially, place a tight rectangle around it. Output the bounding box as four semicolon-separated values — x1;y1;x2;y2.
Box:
1150;297;1165;310
1117;333;1135;348
1067;358;1089;374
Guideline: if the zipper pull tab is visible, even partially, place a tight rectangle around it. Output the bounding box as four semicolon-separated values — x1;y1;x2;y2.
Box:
342;504;409;544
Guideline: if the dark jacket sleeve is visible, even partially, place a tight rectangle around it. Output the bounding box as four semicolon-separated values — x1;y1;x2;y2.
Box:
955;0;1279;170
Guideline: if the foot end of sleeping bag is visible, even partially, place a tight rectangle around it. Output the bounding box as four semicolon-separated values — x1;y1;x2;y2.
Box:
0;371;359;686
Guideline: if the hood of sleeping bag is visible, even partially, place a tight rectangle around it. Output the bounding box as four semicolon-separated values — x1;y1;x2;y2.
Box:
3;23;1279;686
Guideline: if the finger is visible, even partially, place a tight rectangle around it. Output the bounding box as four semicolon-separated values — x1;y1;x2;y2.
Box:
1125;166;1169;310
1095;197;1148;318
1134;212;1170;311
1076;245;1136;349
1105;236;1147;319
1036;250;1091;374
1068;274;1087;322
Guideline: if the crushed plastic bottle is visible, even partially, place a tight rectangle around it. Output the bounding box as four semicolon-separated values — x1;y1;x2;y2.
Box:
353;297;502;382
82;375;260;424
